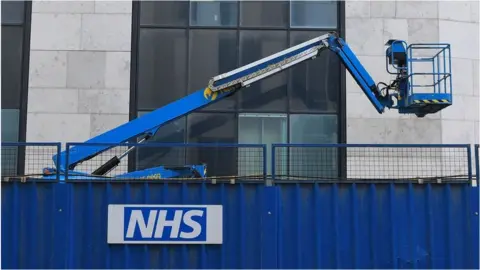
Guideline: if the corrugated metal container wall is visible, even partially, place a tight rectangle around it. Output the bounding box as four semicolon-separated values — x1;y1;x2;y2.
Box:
2;181;479;269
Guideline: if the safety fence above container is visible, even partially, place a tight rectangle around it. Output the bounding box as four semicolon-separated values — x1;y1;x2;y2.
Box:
272;144;473;183
1;142;477;183
1;142;61;181
63;142;267;181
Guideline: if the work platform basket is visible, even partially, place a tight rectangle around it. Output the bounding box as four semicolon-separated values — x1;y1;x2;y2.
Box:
388;42;452;116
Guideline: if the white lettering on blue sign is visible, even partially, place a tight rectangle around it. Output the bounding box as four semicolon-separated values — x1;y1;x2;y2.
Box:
107;205;223;244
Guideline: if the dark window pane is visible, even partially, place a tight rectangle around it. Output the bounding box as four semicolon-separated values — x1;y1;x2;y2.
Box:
288;114;338;179
190;1;238;27
1;26;23;109
187;112;236;176
289;31;339;112
135;111;186;170
189;30;237;111
290;0;337;28
1;109;20;142
1;109;20;177
137;29;187;110
240;1;287;28
239;30;288;111
238;113;287;175
139;1;188;27
1;0;24;25
289;114;337;144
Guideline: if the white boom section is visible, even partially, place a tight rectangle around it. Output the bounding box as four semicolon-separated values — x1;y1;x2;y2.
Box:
207;34;331;92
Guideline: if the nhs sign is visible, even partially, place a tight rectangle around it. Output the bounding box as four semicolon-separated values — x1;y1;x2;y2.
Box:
107;205;223;244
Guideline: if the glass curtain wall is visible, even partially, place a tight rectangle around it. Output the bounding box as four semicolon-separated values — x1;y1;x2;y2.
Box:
132;0;343;178
1;0;31;176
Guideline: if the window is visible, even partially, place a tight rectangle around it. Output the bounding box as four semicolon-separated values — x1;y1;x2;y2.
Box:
238;113;287;175
189;29;237;111
290;0;337;28
1;109;20;143
1;0;24;24
187;112;237;176
240;1;288;28
132;0;345;178
140;1;188;27
190;0;238;27
1;26;24;109
137;29;187;110
135;111;186;171
1;0;30;177
289;114;337;144
289;114;338;178
1;109;21;176
239;30;288;111
289;31;340;113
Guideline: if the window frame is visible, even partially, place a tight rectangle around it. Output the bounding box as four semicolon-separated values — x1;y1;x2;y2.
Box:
1;0;32;176
130;0;346;177
238;113;288;175
189;0;239;28
289;0;339;29
136;28;189;110
188;28;239;111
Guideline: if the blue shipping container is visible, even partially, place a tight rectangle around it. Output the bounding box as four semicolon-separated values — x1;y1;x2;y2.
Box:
2;181;479;269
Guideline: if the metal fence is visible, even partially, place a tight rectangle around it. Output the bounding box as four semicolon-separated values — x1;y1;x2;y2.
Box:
1;142;61;181
1;142;478;183
64;142;267;180
272;144;472;183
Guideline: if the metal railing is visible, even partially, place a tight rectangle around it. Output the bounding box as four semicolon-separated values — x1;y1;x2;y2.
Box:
1;142;61;181
272;143;472;183
2;142;477;184
64;142;267;181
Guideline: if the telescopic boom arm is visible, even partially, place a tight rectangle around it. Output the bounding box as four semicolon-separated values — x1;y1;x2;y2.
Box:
51;32;452;178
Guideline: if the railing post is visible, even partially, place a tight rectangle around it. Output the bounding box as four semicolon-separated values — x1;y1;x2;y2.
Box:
55;143;61;181
271;144;276;183
467;145;473;183
262;144;268;185
65;143;70;182
16;142;25;178
475;144;479;183
339;145;347;180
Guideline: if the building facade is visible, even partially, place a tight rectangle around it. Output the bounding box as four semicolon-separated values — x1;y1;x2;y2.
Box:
2;0;479;177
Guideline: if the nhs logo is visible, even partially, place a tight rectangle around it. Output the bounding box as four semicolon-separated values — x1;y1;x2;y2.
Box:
107;205;223;244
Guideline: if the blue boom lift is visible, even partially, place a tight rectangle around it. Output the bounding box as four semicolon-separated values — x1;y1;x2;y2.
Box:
43;32;452;180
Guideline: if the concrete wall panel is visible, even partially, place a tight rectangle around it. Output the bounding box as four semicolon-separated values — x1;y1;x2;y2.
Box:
78;89;129;114
26;0;132;145
395;1;438;19
105;52;131;89
28;51;68;88
30;14;82;50
66;51;106;89
32;0;94;14
346;0;479;146
27;89;79;114
26;113;91;143
81;14;132;51
90;114;129;137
